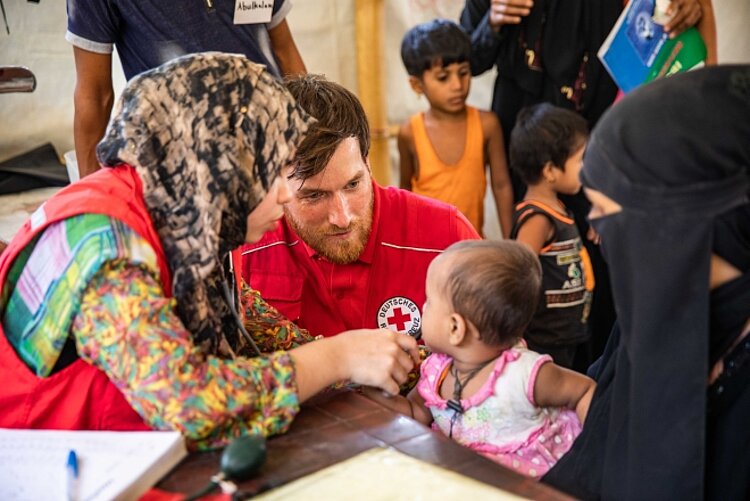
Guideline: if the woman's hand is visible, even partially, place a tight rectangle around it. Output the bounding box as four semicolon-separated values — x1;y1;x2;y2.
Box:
488;0;534;31
290;329;419;401
663;0;703;38
336;329;419;396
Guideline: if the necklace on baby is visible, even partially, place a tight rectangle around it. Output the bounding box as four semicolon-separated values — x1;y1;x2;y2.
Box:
447;358;495;438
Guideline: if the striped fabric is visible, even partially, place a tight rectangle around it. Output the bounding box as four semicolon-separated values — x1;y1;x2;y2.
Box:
2;214;159;376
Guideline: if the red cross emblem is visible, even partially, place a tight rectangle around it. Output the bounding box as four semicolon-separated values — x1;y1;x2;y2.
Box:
386;307;411;331
377;296;421;336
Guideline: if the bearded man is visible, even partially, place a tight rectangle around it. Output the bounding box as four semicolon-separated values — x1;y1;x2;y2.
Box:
237;75;479;338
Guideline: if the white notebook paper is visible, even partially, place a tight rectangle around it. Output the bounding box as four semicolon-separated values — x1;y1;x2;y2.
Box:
256;447;528;500
0;428;187;501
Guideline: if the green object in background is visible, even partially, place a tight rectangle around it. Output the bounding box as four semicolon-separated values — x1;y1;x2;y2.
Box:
221;435;267;480
184;435;267;501
645;27;708;83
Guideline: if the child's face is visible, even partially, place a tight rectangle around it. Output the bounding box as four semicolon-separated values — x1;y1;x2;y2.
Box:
416;62;471;115
556;141;586;195
421;254;456;354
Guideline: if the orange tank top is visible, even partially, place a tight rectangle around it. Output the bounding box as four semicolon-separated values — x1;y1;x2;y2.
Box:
410;106;486;234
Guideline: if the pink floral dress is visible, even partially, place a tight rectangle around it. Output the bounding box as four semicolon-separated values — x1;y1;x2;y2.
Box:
417;346;582;478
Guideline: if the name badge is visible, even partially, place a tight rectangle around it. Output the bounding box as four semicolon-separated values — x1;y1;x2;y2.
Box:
234;0;274;24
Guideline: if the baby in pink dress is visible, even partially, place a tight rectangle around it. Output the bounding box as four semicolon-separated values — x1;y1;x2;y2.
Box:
367;240;595;478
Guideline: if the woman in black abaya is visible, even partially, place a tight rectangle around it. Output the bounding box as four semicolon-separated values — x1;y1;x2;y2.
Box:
543;65;750;500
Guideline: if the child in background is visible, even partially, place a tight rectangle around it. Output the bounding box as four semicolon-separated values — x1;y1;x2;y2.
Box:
509;103;594;370
366;240;595;478
398;19;513;237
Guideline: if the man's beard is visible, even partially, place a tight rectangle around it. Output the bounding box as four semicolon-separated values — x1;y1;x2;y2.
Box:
285;196;374;264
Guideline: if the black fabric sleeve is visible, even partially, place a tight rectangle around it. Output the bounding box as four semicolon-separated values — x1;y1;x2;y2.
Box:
459;0;504;76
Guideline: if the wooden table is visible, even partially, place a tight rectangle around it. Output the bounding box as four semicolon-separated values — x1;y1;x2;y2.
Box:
157;390;574;499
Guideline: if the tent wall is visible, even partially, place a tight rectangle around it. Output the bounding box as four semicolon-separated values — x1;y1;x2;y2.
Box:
1;1;748;233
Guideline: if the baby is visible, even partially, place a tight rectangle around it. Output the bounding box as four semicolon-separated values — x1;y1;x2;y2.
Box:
367;240;595;478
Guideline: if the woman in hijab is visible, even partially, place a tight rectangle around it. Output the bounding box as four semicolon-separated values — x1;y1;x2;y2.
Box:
0;53;418;450
541;65;750;499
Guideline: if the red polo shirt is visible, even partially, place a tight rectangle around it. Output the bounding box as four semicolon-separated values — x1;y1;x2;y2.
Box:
237;181;479;337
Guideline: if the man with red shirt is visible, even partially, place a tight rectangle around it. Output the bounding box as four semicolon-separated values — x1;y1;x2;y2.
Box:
237;75;479;338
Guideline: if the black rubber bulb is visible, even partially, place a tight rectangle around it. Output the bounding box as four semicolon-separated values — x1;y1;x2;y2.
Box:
220;435;267;481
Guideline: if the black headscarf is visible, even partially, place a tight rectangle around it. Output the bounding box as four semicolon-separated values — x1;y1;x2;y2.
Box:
544;66;750;499
96;53;313;356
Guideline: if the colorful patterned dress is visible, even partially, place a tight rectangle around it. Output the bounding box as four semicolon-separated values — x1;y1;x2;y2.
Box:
2;214;313;450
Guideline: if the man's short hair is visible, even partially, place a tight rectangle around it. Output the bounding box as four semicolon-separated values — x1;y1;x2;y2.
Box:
509;103;589;185
284;74;370;180
400;19;471;78
442;240;541;347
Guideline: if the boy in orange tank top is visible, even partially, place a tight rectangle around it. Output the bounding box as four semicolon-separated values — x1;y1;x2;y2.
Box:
398;19;513;237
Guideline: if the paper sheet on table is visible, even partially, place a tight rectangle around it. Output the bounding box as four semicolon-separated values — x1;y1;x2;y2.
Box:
0;428;186;501
256;447;529;500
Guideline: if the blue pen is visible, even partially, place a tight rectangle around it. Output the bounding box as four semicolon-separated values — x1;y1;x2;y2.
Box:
67;449;79;501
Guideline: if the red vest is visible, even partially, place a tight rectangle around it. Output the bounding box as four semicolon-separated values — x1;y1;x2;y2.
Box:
0;166;170;430
237;183;479;337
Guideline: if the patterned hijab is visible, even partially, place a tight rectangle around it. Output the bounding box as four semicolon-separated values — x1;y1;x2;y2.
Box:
96;52;313;355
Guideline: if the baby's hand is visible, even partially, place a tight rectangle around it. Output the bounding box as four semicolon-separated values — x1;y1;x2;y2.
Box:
362;386;414;417
362;386;396;406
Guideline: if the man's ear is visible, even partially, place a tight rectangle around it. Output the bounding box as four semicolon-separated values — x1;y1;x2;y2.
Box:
408;75;424;96
448;313;467;346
